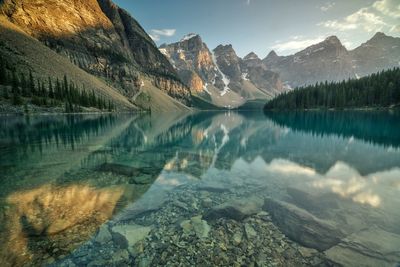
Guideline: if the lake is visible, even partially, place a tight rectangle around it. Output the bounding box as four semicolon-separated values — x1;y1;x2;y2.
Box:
0;111;399;266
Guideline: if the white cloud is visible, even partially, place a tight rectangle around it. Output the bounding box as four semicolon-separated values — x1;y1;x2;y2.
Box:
319;7;387;32
271;36;325;54
320;2;335;12
390;25;400;33
373;0;400;18
245;0;251;5
318;0;399;33
149;29;176;42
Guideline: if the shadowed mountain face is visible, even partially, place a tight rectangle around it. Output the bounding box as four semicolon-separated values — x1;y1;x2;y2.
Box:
0;0;192;107
263;34;400;88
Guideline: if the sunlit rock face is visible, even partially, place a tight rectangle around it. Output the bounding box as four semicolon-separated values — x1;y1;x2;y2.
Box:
160;34;220;94
0;0;191;106
0;184;124;266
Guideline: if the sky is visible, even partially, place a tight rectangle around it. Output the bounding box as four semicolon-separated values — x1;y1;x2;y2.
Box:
113;0;400;57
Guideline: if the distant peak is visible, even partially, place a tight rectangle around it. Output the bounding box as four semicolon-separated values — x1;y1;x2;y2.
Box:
264;50;279;62
372;32;387;39
244;52;260;60
267;50;278;58
180;33;200;42
324;35;341;44
214;44;233;51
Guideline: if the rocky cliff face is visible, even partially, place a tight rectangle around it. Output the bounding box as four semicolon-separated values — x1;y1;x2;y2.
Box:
159;34;221;90
263;33;400;88
161;34;284;108
241;52;283;95
213;44;242;81
0;0;191;106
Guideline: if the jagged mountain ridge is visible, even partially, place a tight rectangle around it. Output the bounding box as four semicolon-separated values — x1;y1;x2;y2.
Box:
160;34;284;108
0;0;192;108
263;33;400;88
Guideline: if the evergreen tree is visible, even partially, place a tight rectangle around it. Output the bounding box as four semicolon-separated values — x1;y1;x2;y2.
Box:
11;70;19;95
0;58;7;85
11;70;22;105
48;77;54;98
29;70;35;95
265;68;400;110
20;73;28;97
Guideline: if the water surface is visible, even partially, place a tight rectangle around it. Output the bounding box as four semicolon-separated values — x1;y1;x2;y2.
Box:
0;111;399;266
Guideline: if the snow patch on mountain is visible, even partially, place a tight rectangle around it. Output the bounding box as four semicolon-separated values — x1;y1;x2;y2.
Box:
211;51;230;96
313;47;325;53
181;33;198;42
159;48;168;55
203;83;211;95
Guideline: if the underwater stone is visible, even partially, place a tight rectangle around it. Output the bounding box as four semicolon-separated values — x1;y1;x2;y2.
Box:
112;224;151;247
204;197;263;221
94;226;112;244
263;198;345;251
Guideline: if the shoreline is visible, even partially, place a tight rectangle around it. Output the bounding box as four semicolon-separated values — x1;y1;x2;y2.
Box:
264;106;400;112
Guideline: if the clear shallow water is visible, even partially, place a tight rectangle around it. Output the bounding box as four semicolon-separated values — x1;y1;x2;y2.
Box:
0;111;399;266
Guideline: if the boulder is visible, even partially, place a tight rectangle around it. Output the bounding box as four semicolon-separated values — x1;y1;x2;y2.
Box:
180;215;210;239
112;224;151;247
94;225;112;244
263;198;345;251
204;197;263;221
325;227;400;267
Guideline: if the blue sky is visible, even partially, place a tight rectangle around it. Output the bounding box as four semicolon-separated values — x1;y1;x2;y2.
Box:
113;0;400;57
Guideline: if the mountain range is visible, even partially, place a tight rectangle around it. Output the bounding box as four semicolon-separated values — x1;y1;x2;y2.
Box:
160;34;284;108
160;32;400;108
0;0;399;111
264;33;400;88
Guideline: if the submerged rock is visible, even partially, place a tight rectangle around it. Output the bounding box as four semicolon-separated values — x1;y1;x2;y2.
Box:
263;198;345;251
198;182;230;193
232;231;243;245
204;197;263;221
180;215;210;239
244;223;257;239
325;227;400;267
94;226;112;244
96;163;156;183
112;224;151;247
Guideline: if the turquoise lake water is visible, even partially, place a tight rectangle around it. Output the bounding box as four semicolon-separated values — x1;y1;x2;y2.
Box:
0;111;399;266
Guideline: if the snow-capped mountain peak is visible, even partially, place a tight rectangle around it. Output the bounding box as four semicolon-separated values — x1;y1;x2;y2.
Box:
180;33;199;42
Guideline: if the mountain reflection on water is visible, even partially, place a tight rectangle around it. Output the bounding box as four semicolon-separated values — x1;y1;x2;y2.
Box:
0;111;399;266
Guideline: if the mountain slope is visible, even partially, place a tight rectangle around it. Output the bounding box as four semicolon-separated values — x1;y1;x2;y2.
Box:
263;36;355;88
0;16;136;110
351;32;400;77
0;0;192;110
